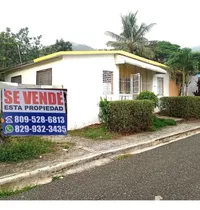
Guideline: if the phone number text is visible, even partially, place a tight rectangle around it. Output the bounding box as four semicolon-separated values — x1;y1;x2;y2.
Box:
11;116;65;124
14;125;67;133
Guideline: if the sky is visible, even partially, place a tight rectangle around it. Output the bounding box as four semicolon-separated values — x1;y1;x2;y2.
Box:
1;0;200;49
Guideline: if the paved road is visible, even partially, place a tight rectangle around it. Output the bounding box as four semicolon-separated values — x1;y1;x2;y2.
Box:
6;134;200;200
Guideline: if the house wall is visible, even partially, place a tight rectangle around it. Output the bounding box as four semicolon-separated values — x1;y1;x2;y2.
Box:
4;58;63;85
152;73;169;97
187;75;198;96
169;80;180;96
4;54;119;130
59;54;119;129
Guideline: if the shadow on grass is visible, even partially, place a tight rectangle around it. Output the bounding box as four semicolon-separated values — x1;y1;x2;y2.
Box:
68;124;121;140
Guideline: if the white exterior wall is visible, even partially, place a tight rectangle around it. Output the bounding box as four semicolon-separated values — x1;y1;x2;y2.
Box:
152;73;169;97
141;70;154;92
188;75;198;96
4;59;63;85
4;55;119;130
57;54;119;129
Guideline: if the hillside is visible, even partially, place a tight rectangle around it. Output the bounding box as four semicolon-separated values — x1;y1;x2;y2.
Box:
71;42;94;51
192;46;200;52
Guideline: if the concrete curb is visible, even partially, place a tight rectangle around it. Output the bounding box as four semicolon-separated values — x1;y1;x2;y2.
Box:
1;126;200;191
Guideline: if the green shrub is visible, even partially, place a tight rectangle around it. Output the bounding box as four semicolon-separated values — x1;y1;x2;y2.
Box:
136;91;158;107
160;96;200;119
151;116;176;131
99;97;110;124
107;100;154;133
0;136;55;162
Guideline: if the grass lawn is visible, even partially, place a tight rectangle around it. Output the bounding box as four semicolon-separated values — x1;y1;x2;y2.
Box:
68;124;121;140
0;136;56;163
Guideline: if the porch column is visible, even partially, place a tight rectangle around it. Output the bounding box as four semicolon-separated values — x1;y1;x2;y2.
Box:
113;65;120;100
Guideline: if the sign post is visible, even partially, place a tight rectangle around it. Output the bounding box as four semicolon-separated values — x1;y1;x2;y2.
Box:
1;88;67;136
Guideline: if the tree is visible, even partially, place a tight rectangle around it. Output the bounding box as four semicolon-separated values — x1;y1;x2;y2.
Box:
0;28;20;69
153;41;181;63
167;48;199;96
105;11;156;59
41;39;72;56
0;28;73;71
14;27;42;63
0;27;43;70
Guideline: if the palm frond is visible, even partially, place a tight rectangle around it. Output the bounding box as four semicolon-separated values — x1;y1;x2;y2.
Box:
105;31;125;42
105;11;156;56
106;41;128;51
120;11;138;39
135;23;156;38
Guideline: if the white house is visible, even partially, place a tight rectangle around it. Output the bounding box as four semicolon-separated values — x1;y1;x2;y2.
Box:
187;73;199;96
3;50;169;130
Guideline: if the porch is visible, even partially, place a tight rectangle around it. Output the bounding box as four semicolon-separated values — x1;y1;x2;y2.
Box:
115;55;167;100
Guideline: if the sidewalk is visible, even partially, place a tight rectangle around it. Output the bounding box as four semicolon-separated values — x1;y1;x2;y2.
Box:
1;119;200;191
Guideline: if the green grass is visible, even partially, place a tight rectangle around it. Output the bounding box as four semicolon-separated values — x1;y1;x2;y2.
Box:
52;176;61;181
116;154;132;160
68;124;121;140
0;136;56;163
151;116;177;131
0;185;38;198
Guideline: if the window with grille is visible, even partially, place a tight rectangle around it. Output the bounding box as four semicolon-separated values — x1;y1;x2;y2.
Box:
119;78;130;94
157;77;164;96
11;75;22;84
36;68;52;85
103;71;113;95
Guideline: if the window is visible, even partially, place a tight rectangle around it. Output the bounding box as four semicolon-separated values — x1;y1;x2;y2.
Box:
36;68;52;85
103;71;113;95
157;77;164;96
11;75;22;84
119;78;130;94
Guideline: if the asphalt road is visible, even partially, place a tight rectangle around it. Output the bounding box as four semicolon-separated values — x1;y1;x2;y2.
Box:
6;133;200;200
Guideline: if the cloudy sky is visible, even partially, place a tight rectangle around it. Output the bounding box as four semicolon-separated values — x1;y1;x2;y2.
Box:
1;0;199;49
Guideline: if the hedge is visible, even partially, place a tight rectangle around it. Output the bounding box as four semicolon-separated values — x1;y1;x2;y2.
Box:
107;100;154;133
160;96;200;119
136;91;158;107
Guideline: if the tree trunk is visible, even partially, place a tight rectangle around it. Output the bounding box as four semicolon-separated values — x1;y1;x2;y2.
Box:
178;83;182;96
182;70;185;96
185;84;188;96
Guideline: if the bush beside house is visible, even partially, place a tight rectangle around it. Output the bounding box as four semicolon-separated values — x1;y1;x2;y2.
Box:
107;100;154;133
160;96;200;119
136;91;158;107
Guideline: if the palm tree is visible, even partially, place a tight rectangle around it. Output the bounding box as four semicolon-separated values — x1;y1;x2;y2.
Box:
167;48;199;96
105;11;156;58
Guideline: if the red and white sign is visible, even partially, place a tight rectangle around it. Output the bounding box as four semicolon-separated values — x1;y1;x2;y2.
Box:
2;89;66;113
